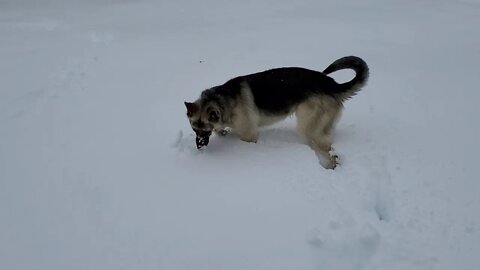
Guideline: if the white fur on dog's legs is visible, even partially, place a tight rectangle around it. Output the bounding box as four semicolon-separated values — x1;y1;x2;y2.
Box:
295;96;342;169
314;144;338;169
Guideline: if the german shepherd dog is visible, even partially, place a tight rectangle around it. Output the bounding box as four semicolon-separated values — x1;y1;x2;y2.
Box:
184;56;369;169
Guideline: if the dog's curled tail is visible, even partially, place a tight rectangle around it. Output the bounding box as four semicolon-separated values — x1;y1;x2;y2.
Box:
323;56;369;101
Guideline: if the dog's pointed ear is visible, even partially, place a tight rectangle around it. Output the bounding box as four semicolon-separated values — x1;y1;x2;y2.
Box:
184;102;198;117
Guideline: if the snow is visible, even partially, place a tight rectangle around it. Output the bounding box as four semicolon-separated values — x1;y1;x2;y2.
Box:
1;0;479;269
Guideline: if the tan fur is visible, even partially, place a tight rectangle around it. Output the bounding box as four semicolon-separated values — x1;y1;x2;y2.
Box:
295;95;342;169
227;84;258;142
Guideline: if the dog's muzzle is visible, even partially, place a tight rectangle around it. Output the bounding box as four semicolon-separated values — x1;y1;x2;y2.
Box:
194;129;212;149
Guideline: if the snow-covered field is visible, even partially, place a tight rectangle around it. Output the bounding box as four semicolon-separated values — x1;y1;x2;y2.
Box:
1;0;479;269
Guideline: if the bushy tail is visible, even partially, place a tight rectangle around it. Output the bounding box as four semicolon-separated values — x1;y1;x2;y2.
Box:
323;56;369;101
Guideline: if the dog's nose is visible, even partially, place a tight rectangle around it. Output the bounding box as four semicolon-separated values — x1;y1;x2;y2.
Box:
193;128;212;149
196;135;210;149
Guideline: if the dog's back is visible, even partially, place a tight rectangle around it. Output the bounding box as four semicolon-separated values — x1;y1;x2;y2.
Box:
221;56;369;114
241;67;338;114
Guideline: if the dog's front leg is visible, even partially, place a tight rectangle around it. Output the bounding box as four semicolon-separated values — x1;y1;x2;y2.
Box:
240;132;258;143
236;125;258;143
214;128;230;136
234;122;258;143
231;106;259;143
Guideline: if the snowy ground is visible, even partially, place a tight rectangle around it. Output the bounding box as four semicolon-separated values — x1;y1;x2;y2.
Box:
1;0;480;269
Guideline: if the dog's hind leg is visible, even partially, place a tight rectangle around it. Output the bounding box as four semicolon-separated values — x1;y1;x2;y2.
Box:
296;96;342;169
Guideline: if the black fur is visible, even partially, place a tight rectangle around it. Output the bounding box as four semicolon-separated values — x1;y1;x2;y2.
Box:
323;56;369;98
242;68;339;114
201;56;369;114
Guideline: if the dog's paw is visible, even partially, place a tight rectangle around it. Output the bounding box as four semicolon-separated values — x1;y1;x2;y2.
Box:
240;137;258;143
215;128;231;136
329;151;340;169
240;135;258;143
239;132;258;143
322;158;337;170
317;152;339;169
329;155;339;169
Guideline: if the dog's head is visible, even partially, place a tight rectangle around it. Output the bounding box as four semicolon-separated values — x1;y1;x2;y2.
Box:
184;101;222;149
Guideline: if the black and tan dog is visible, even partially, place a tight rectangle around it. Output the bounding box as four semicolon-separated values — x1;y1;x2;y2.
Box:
184;56;369;169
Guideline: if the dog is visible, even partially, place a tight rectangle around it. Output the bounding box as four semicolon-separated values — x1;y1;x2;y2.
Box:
184;56;369;169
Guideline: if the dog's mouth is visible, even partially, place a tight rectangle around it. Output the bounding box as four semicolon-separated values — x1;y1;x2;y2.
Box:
194;129;212;149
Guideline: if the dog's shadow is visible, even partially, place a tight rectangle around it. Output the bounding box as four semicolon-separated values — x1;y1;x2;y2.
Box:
176;125;357;154
205;127;304;153
258;128;303;144
174;126;308;154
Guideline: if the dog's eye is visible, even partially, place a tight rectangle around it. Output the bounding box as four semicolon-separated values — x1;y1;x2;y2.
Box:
208;111;219;122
